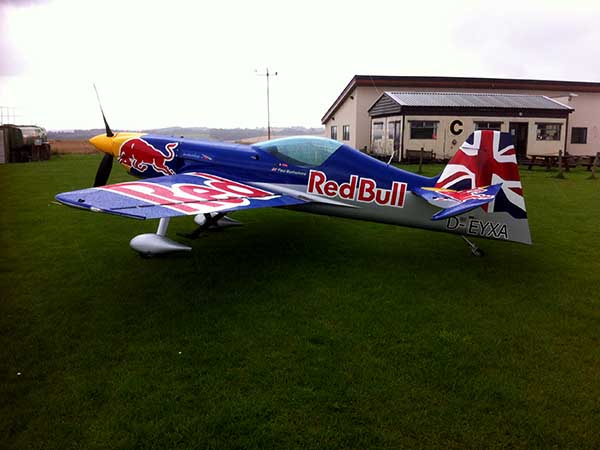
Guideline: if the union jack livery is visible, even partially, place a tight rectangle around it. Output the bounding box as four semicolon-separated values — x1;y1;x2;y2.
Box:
56;114;531;257
435;131;526;218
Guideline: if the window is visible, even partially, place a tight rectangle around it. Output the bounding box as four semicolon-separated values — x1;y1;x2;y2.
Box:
330;126;337;140
536;123;561;141
372;122;384;141
255;136;342;168
475;121;502;131
410;121;438;139
571;127;587;144
371;122;384;151
388;122;395;140
342;125;350;141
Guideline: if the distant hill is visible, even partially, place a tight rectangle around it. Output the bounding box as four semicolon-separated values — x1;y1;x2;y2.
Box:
49;126;325;142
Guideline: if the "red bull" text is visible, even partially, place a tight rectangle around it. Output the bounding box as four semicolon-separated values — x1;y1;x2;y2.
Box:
101;172;273;214
308;170;407;208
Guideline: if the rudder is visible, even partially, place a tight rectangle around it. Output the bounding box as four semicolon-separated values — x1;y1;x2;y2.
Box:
435;130;527;219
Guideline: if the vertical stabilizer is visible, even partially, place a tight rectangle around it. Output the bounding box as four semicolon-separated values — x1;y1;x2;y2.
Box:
436;130;527;219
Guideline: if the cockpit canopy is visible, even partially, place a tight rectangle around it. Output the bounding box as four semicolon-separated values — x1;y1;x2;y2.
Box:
254;136;342;168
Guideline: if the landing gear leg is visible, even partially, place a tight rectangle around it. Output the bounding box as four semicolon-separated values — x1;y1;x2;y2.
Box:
156;217;170;237
179;213;243;239
461;235;485;257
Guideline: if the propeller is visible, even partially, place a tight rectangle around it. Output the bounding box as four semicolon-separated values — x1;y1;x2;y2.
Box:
93;83;114;138
94;153;114;187
92;84;114;187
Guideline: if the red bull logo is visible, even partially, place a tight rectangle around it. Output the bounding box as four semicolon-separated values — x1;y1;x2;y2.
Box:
308;170;407;208
118;138;177;176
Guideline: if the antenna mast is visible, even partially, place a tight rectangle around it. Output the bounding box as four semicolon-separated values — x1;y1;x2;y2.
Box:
256;68;278;140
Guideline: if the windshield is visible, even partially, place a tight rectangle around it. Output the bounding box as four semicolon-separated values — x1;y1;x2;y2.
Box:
254;136;342;167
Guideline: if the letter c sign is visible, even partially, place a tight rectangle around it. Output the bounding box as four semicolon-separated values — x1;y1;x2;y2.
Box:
450;120;463;135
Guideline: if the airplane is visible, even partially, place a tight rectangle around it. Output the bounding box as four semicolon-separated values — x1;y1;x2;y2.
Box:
55;110;531;257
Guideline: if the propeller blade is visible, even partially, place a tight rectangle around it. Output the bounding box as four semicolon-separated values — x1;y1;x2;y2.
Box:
93;153;114;187
93;84;114;137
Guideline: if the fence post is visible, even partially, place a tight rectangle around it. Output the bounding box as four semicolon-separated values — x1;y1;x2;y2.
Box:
418;147;424;174
590;152;599;180
556;149;565;179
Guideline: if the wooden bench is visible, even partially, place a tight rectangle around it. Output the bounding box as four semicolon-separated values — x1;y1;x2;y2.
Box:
404;149;435;163
578;154;599;171
525;154;577;171
525;155;557;171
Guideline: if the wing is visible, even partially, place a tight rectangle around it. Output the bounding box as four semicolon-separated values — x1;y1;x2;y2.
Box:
55;171;308;219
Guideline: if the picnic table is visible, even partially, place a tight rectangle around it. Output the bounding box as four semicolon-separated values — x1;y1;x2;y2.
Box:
404;149;436;163
578;154;599;171
526;154;577;171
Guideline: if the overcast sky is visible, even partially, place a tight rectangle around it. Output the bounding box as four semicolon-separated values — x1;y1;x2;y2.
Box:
1;0;599;130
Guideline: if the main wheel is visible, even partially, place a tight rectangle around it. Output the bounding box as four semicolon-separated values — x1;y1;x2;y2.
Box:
471;247;485;257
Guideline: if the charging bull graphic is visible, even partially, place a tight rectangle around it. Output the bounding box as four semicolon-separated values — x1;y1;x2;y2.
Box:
118;138;177;176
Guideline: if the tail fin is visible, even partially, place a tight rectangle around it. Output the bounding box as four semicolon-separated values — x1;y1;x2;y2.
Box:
435;130;527;219
412;130;531;244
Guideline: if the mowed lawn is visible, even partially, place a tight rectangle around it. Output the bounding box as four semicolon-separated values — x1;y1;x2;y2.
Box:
1;154;598;449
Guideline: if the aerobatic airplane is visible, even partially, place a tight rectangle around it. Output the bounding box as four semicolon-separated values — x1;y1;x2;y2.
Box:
56;110;531;257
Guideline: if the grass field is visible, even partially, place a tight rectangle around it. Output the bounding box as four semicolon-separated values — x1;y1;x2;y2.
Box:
1;155;599;449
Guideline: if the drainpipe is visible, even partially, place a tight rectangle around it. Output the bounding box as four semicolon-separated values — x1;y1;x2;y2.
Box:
400;114;405;162
564;112;570;156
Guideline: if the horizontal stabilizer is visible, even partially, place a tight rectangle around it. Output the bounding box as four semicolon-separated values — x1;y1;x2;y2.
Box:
412;184;502;221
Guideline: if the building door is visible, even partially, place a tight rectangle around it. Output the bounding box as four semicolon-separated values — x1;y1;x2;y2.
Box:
392;121;402;154
386;120;402;159
509;122;528;158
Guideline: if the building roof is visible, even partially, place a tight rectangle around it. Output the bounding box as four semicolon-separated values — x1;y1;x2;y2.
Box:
368;91;572;119
379;91;571;110
321;75;600;123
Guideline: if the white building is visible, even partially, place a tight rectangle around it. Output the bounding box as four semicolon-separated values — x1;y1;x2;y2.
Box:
321;76;600;158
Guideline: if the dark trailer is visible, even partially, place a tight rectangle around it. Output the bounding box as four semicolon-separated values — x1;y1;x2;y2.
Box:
0;124;51;163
